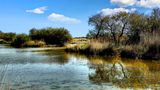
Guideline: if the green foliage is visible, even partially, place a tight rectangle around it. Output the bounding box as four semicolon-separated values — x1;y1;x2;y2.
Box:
30;27;72;46
86;30;97;38
149;8;160;32
11;34;30;47
88;12;130;45
88;14;107;38
0;32;16;42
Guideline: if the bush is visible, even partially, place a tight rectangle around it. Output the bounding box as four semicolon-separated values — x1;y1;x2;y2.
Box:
30;27;72;46
142;44;160;60
11;34;30;47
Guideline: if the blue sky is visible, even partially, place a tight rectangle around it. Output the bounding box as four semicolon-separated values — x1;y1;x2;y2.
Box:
0;0;159;37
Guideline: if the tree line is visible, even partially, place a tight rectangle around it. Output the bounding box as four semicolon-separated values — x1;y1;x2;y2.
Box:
0;31;16;42
0;28;72;47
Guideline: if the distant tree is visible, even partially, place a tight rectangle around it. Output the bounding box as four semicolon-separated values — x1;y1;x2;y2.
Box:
0;32;16;42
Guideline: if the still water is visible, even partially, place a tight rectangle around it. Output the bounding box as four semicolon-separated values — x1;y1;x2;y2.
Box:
0;45;160;90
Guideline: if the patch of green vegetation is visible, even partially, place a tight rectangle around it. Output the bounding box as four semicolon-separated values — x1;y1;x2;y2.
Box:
29;27;72;46
11;34;30;48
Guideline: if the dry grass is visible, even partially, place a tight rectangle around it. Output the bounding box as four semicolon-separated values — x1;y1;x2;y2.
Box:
89;39;109;51
24;40;46;47
140;32;160;47
65;39;116;56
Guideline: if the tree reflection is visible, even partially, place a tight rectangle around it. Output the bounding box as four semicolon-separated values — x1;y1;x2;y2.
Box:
41;49;69;65
89;57;160;89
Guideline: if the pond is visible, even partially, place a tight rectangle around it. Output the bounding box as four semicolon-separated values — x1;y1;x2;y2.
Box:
0;45;160;90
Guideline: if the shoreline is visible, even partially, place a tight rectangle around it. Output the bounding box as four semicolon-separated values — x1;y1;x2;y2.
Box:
1;43;160;61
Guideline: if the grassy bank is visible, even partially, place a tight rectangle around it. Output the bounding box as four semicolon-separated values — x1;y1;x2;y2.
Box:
65;34;160;60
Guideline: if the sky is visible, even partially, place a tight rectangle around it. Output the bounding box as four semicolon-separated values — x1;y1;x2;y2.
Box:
0;0;160;37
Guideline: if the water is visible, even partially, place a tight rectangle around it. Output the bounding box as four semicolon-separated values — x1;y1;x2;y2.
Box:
0;45;160;90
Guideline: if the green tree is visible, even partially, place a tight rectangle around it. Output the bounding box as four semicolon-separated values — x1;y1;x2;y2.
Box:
149;8;160;33
103;12;130;45
0;32;16;42
29;27;72;46
88;14;106;38
126;13;147;44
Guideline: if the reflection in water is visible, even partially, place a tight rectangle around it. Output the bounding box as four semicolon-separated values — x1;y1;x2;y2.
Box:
65;53;160;89
88;56;160;89
38;49;69;65
0;45;159;90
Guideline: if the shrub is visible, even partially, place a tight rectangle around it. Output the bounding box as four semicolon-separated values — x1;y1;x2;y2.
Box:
11;34;30;47
30;27;72;46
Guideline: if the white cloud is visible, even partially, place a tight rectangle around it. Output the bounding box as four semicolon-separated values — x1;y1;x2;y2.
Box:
137;0;160;8
48;13;81;24
111;0;136;6
26;6;47;14
110;0;160;8
99;8;136;16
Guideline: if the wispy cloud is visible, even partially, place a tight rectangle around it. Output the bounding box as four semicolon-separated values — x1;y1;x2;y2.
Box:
26;6;47;14
110;0;160;8
48;13;81;24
